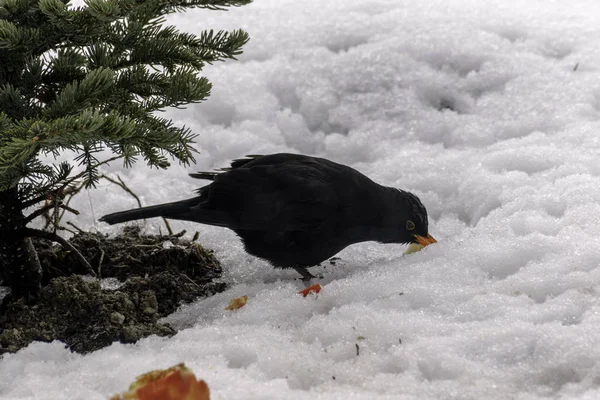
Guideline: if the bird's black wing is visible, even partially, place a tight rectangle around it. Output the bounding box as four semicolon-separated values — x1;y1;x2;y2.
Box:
189;155;263;183
196;155;346;231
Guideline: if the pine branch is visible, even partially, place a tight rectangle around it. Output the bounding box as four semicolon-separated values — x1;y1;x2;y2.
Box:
1;0;251;232
18;156;121;209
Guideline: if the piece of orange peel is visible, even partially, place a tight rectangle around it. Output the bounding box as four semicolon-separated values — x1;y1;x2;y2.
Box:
298;283;322;297
110;363;209;400
225;295;248;310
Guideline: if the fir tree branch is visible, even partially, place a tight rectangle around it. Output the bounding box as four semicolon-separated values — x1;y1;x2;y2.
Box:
18;155;122;209
161;0;253;13
1;0;250;236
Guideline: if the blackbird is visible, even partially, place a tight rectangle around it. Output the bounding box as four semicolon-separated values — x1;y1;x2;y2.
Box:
100;153;436;280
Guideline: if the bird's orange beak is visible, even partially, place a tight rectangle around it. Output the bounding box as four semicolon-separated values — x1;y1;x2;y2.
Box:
414;234;437;247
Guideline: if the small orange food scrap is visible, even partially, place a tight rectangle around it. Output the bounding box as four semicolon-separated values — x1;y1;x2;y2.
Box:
225;295;248;310
298;283;322;297
110;363;209;400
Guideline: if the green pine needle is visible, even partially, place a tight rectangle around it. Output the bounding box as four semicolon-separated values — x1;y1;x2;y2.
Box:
0;0;252;204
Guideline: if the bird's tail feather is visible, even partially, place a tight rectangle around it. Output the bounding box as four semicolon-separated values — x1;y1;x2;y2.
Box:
100;197;201;225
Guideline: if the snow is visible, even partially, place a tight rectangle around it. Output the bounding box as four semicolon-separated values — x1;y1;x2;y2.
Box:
3;0;600;398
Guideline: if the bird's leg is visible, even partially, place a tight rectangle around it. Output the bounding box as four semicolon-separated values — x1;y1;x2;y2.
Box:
292;266;316;286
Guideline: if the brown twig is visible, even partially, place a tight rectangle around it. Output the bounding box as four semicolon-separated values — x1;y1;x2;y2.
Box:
180;273;201;288
55;224;78;235
162;217;174;235
98;249;105;279
66;221;85;234
100;174;142;208
56;182;85;228
25;202;80;224
22;228;96;278
158;230;186;240
100;173;173;234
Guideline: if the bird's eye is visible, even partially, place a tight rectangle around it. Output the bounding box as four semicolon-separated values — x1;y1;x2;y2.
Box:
406;220;415;231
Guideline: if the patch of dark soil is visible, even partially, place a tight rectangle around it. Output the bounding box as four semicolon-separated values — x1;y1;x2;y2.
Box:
39;226;222;285
0;226;226;355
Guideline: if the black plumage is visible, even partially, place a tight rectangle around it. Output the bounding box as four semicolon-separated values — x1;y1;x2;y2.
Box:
100;153;436;280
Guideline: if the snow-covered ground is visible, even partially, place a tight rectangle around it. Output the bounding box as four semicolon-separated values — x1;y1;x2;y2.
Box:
3;0;600;398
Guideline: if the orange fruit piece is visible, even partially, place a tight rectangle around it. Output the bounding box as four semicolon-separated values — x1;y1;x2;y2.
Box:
225;295;248;310
110;363;209;400
298;283;322;297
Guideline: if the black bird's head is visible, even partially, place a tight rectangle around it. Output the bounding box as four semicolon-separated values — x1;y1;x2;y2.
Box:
404;191;436;247
382;189;437;247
